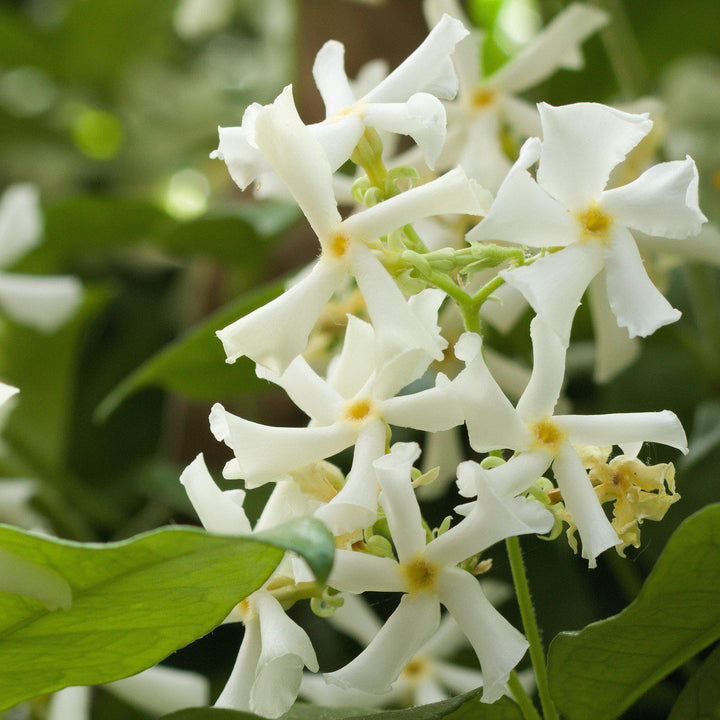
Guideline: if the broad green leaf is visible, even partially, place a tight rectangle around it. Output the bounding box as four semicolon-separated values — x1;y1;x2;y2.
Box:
0;517;334;710
668;643;720;719
160;691;524;719
547;504;720;720
97;279;283;417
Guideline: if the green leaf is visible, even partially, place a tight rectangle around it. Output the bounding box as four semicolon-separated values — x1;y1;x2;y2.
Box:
547;504;720;720
159;691;524;719
97;279;283;417
0;517;334;710
668;643;720;719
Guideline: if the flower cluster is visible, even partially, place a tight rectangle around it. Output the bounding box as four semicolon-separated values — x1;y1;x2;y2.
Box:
182;2;707;717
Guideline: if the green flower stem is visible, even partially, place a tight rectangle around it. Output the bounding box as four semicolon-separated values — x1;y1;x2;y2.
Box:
403;223;430;253
508;671;542;720
506;535;559;720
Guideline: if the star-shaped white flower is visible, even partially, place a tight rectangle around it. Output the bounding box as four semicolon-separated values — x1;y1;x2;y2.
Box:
324;443;552;703
468;103;707;345
454;318;688;565
419;1;607;191
214;14;469;191
215;86;487;376
213;303;471;535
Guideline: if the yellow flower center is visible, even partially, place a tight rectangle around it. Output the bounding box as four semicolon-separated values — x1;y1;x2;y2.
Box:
529;417;567;452
401;655;432;683
575;202;613;243
471;87;496;109
343;396;375;424
401;556;440;594
328;232;350;259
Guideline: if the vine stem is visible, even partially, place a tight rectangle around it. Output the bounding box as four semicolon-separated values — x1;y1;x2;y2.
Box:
506;536;559;720
508;671;542;720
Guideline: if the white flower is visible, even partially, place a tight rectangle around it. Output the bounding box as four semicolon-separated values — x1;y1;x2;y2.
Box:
215;86;487;376
455;318;688;566
214;14;469;190
179;454;319;718
468;103;707;345
420;1;607;191
213;304;470;535
325;443;552;703
46;665;210;719
0;184;83;332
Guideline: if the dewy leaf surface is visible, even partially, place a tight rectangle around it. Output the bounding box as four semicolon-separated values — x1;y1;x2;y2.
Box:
548;504;720;720
0;517;334;710
160;691;524;719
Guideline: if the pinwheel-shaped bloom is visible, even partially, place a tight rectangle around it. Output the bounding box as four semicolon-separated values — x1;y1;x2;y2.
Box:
179;455;319;718
421;0;607;191
215;86;487;376
325;443;552;703
46;666;210;720
0;185;82;332
468;103;707;345
214;14;468;190
213;305;471;535
455;318;688;565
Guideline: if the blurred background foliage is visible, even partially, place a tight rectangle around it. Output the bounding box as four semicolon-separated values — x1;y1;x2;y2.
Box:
0;0;718;718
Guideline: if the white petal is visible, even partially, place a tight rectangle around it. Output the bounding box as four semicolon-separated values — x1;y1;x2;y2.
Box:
587;273;640;383
214;122;268;191
457;112;513;193
364;15;469;103
343;167;487;243
427;479;553;567
374;442;426;563
216;615;261;711
0;183;42;268
47;687;92;720
310;115;366;173
415;677;449;705
214;405;357;488
638;223;720;267
500;243;605;346
0;273;82;332
328;593;382;646
381;375;465;433
0;381;19;410
453;333;530;452
255;480;323;533
434;660;485;694
501;95;541;138
105;666;210;716
421;613;469;658
180;454;251;535
456;451;552;500
552;443;619;567
327;315;376;399
253;86;342;240
484;347;531;401
252;591;318;717
466;137;577;247
257;356;344;424
537;102;653;209
556;410;688;453
348;243;444;394
438;568;527;703
326;594;441;693
315;419;387;534
491;4;608;93
216;258;344;372
516;317;566;421
300;673;391;708
363;93;446;169
328;549;404;594
313;40;356;116
602;157;706;239
604;226;681;338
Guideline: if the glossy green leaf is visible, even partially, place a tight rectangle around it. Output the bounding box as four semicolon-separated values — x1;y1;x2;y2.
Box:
160;690;524;719
548;504;720;720
668;643;720;719
0;517;334;710
97;279;283;417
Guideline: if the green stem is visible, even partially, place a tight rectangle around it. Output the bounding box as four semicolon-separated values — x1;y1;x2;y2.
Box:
506;536;558;720
508;671;542;720
403;223;429;253
472;273;506;306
